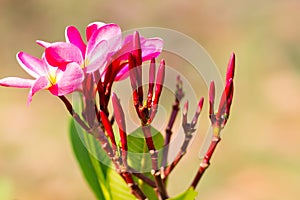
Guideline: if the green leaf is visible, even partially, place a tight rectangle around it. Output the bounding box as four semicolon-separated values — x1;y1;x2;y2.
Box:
69;93;112;199
135;172;158;200
127;126;164;200
168;187;198;200
69;93;169;200
69;119;111;200
127;126;164;172
107;169;136;200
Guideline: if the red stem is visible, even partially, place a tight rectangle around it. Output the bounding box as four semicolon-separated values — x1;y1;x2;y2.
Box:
142;125;169;199
190;135;221;189
164;98;203;180
161;88;183;173
121;172;147;200
100;111;117;154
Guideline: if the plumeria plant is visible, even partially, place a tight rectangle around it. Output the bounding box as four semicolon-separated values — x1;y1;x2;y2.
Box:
0;21;235;200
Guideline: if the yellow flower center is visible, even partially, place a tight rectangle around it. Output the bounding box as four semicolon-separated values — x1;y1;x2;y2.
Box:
48;71;57;85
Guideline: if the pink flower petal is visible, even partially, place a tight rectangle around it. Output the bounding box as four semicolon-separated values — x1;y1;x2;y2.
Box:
65;26;87;57
116;35;163;62
17;52;46;78
45;42;83;69
85;40;109;73
140;38;163;61
36;40;51;48
86;23;122;58
86;22;106;41
27;76;49;104
0;77;34;88
49;62;84;96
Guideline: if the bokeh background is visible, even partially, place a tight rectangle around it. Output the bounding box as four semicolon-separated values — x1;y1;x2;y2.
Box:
1;0;300;199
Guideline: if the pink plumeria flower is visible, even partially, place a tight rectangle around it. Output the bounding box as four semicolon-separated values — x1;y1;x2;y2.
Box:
38;22;163;81
38;22;122;74
0;52;84;104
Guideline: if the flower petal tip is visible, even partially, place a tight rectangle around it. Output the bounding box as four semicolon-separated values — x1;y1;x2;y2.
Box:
36;40;51;48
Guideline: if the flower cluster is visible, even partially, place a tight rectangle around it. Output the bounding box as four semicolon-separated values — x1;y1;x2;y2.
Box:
0;22;163;107
0;21;236;200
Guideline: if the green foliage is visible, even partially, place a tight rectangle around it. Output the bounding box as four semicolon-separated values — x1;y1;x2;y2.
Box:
70;93;112;199
168;187;198;200
69;93;171;199
127;126;164;172
69;118;166;200
127;126;165;200
69;119;111;200
107;169;136;200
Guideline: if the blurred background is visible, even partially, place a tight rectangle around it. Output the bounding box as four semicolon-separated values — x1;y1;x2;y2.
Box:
1;0;300;199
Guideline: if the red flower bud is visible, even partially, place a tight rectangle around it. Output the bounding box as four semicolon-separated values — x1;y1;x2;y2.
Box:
216;78;233;127
224;78;234;118
153;59;165;106
133;31;142;66
133;32;143;105
112;93;127;151
147;58;156;108
128;53;139;108
226;52;235;83
209;81;215;122
100;110;117;152
191;97;204;128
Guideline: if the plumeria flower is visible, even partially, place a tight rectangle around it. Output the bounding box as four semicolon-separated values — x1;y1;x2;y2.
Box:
38;22;122;74
38;22;163;80
0;52;84;104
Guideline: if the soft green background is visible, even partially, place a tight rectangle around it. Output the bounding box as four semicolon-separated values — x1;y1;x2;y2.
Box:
1;0;300;199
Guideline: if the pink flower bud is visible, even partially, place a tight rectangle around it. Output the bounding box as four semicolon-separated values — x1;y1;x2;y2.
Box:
153;59;165;105
226;52;235;83
216;78;234;127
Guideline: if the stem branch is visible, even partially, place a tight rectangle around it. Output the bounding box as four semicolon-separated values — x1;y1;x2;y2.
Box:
190;134;221;189
163;134;193;178
142;125;168;199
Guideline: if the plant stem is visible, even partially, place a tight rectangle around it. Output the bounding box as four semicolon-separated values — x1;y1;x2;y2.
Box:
190;133;221;189
164;98;203;181
163;134;193;178
128;166;156;188
142;125;168;200
121;171;148;200
59;95;92;133
161;76;184;178
161;98;181;177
